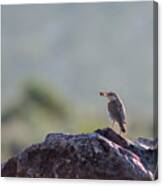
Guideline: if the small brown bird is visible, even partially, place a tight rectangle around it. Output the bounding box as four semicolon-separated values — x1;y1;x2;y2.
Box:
100;91;127;134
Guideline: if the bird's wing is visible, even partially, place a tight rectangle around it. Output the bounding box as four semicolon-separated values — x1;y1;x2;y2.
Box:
108;100;126;124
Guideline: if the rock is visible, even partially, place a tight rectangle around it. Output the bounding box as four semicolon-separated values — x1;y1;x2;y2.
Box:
1;128;157;180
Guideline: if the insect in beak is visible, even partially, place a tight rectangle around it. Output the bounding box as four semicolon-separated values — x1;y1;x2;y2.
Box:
99;91;108;97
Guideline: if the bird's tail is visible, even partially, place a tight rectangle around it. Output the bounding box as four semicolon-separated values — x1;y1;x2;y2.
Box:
120;122;127;133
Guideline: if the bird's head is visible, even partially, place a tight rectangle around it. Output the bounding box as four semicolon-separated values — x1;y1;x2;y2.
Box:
99;91;118;101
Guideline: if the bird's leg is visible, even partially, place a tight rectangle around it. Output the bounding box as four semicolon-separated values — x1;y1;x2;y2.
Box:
119;130;122;136
112;120;115;129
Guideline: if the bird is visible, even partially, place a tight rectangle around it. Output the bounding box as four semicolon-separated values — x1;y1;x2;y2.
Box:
100;91;127;135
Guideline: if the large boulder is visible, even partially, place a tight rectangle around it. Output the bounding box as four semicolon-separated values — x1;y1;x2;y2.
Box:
1;128;157;180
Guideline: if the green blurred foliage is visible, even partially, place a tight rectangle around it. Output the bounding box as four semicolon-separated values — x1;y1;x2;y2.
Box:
24;82;68;119
2;81;69;123
1;81;154;162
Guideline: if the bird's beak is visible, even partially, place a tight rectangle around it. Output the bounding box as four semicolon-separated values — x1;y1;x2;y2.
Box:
99;91;108;97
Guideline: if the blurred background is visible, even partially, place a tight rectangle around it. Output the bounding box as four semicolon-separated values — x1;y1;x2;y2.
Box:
1;2;154;162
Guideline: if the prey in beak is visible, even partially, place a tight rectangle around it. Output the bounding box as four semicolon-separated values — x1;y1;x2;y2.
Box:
99;91;108;97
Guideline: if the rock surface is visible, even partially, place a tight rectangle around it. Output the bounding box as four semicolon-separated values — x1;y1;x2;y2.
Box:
1;128;158;180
